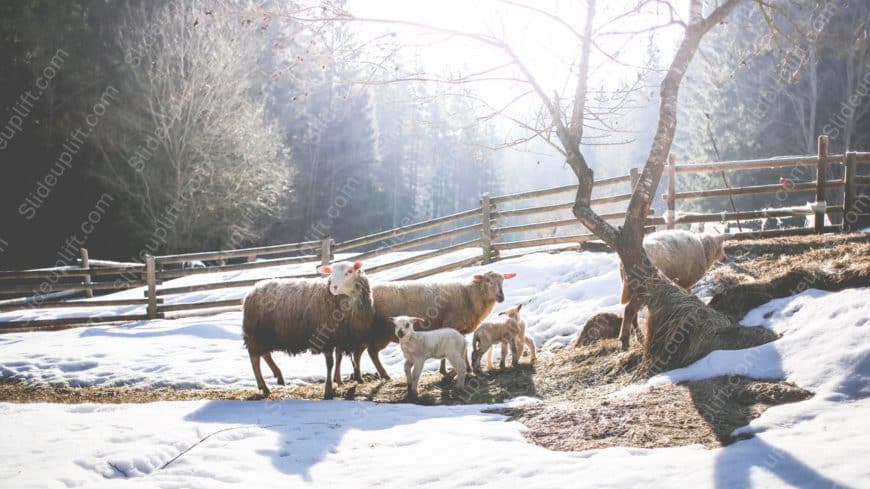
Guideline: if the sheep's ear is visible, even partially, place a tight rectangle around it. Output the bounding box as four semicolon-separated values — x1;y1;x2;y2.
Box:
317;265;332;275
503;272;517;279
515;303;523;312
353;260;363;270
472;274;484;282
413;317;427;330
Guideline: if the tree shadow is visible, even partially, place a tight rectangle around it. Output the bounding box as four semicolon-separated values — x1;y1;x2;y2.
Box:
182;398;484;481
177;361;537;481
680;315;851;488
712;436;853;489
78;322;238;340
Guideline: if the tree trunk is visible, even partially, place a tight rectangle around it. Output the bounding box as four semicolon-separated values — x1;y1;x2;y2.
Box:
570;1;744;371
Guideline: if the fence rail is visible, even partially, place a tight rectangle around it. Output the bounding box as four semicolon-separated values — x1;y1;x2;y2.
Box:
664;138;869;233
2;134;869;332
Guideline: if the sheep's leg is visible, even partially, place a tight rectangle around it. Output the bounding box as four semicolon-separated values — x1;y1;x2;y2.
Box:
262;352;285;385
619;261;630;303
511;338;521;367
525;336;537;364
351;348;364;382
473;339;488;374
367;343;391;380
465;350;472;374
631;313;644;343
498;342;508;369
451;353;467;390
249;352;270;398
620;297;640;351
404;359;414;397
410;360;425;398
323;348;335;400
439;359;449;376
333;348;344;384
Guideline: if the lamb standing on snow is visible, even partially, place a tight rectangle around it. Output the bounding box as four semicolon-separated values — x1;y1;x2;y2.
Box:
618;230;728;349
393;316;467;398
242;260;374;398
472;304;532;373
334;271;517;382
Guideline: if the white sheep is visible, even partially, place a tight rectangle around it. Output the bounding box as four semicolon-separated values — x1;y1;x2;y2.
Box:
392;316;467;398
618;230;728;349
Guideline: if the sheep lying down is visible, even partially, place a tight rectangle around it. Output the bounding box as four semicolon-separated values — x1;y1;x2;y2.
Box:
242;260;374;398
392;316;467;398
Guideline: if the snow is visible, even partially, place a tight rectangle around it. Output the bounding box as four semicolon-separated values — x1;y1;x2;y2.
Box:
0;250;624;389
1;392;867;488
642;288;870;400
1;251;868;488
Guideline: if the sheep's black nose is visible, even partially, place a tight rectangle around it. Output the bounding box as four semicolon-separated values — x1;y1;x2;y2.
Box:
397;330;405;339
497;293;505;302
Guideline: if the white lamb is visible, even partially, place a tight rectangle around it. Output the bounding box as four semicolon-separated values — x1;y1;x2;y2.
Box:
392;316;468;398
471;304;533;373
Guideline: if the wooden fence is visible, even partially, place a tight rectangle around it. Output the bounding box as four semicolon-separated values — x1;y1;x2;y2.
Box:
1;135;868;332
660;137;870;234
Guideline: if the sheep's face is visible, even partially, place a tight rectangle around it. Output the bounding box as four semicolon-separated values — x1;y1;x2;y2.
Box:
391;316;424;340
472;271;516;303
318;260;363;296
714;245;727;263
498;303;523;320
704;234;729;264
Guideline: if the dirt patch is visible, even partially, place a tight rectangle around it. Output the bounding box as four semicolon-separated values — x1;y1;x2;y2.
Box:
686;376;812;444
489;344;811;451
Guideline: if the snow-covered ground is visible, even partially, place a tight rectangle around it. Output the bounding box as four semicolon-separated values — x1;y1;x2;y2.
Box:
1;250;868;488
0;250;624;388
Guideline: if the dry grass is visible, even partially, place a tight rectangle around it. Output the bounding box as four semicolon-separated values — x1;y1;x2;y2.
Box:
710;233;870;319
0;233;859;452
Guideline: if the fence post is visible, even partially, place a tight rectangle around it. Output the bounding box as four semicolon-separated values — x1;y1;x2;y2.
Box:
145;255;158;319
480;193;495;264
666;154;676;230
79;248;93;298
814;135;829;233
320;237;332;267
843;151;857;233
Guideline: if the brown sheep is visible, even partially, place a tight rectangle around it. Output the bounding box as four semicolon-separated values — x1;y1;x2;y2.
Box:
334;270;517;382
471;303;527;373
242;260;374;398
487;334;537;370
619;230;728;349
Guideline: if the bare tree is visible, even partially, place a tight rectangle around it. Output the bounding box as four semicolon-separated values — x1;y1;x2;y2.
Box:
93;0;290;253
280;0;774;370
